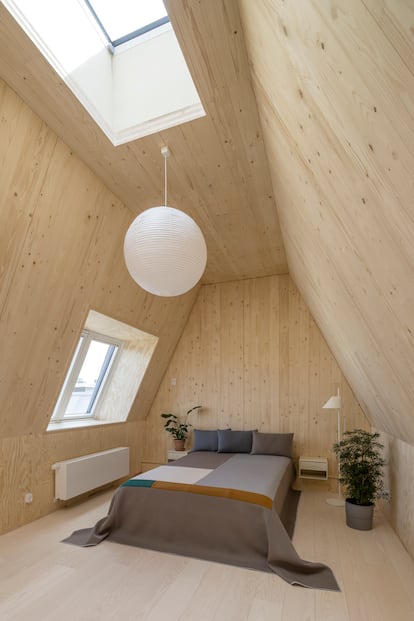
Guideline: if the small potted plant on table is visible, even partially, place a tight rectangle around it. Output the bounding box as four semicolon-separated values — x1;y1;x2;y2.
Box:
333;428;385;530
161;405;202;451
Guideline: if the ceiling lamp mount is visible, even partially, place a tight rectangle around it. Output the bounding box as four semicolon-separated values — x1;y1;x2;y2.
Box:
124;146;207;297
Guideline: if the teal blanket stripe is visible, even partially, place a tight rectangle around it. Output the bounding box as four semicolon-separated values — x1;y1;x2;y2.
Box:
122;479;154;488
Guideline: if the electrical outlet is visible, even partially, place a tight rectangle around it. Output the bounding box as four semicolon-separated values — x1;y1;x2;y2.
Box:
24;492;33;504
171;377;177;386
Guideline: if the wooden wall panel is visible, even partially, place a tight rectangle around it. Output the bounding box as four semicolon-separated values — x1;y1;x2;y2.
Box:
360;0;414;75
144;276;369;475
0;422;145;535
238;0;414;445
0;1;288;285
237;1;414;559
0;79;198;532
377;431;414;560
0;78;198;438
219;282;245;429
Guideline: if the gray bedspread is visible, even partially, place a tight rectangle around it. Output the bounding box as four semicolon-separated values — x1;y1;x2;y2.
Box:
63;452;339;591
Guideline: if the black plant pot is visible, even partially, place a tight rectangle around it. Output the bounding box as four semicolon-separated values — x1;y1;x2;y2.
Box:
345;499;374;530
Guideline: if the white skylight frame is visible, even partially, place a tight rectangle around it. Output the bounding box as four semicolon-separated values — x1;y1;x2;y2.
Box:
84;0;170;48
3;0;205;146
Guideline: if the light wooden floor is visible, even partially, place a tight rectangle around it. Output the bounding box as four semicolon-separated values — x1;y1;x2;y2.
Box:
1;488;414;621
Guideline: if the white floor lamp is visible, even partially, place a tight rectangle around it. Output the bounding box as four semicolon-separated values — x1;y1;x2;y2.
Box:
323;389;345;506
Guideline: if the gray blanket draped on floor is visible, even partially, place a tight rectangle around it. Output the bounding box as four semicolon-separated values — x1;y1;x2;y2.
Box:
63;452;339;592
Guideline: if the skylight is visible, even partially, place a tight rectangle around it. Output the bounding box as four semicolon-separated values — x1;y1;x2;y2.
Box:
3;0;205;145
85;0;170;47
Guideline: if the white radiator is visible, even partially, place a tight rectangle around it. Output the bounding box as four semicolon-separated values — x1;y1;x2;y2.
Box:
52;447;130;500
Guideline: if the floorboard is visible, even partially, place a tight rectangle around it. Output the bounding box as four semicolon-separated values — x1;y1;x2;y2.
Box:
0;488;413;620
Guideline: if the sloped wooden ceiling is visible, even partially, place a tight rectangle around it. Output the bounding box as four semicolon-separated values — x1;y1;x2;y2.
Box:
1;0;413;447
238;0;414;445
0;1;287;284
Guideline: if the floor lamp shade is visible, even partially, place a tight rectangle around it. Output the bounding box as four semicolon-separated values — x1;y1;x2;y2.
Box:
124;206;207;297
323;395;341;410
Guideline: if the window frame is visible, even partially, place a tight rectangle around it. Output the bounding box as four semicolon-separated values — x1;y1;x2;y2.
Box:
51;329;123;423
83;0;170;50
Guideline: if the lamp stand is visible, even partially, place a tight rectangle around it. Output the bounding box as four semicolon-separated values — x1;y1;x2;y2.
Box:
323;390;345;507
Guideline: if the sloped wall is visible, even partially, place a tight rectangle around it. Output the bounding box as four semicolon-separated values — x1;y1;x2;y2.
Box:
0;79;197;533
0;422;144;534
378;432;414;560
144;276;369;473
238;0;414;445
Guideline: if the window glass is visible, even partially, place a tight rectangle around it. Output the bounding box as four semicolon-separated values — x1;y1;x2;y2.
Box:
51;331;121;422
64;339;117;417
86;0;169;45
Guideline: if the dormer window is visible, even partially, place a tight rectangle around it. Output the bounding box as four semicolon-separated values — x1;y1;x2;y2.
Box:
51;330;122;423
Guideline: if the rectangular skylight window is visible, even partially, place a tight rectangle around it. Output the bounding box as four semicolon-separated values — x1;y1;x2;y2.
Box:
3;0;205;145
85;0;169;47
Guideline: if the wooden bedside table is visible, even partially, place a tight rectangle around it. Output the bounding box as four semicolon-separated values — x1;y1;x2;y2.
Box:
299;456;328;480
167;450;189;462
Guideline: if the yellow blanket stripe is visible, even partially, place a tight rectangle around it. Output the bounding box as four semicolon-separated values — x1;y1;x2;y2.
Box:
152;481;272;509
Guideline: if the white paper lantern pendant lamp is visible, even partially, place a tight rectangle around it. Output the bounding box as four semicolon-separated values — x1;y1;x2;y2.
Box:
124;146;207;297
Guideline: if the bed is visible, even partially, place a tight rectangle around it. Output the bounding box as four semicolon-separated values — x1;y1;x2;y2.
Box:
64;430;339;591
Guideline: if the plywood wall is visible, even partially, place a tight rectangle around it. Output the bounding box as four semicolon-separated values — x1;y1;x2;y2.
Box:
0;78;198;533
0;2;288;287
377;432;414;560
0;422;145;534
0;77;198;437
238;0;414;446
237;1;414;560
145;276;369;473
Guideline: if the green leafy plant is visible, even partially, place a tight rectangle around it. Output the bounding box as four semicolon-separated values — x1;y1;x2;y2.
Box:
333;429;385;505
161;405;202;440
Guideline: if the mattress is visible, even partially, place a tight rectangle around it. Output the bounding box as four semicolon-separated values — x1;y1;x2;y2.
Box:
63;451;339;591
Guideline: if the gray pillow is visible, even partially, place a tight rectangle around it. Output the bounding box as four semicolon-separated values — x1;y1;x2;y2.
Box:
217;430;253;453
192;429;219;452
251;431;294;457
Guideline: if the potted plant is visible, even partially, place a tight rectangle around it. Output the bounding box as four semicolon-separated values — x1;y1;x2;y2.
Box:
161;405;202;451
333;428;385;530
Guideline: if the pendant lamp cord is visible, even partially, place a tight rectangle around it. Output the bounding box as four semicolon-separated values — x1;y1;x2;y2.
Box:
164;152;168;207
161;145;170;207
